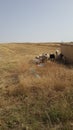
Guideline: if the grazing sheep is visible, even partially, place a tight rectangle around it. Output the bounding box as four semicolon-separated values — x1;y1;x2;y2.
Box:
49;53;55;60
56;52;64;61
55;50;60;55
39;55;47;63
59;53;64;59
34;53;50;64
55;49;60;55
34;54;46;64
44;53;50;60
33;57;41;64
58;54;67;64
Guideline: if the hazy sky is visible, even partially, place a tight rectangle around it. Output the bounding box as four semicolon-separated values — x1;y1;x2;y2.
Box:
0;0;73;43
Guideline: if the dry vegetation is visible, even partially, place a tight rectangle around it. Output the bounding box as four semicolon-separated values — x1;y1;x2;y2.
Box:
0;43;73;130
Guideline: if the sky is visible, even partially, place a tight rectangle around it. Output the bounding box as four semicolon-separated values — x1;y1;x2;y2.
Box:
0;0;73;43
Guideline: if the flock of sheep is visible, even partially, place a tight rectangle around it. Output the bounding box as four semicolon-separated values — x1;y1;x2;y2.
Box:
33;50;64;65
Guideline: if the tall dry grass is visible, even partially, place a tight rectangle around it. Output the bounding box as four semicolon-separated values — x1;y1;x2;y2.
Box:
0;43;73;130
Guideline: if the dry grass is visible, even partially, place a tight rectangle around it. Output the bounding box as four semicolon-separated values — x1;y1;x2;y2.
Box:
0;43;73;130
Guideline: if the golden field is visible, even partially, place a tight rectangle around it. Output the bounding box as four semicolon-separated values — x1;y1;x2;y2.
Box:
0;43;73;130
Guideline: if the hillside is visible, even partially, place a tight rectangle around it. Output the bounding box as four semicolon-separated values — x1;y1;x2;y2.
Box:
0;43;73;130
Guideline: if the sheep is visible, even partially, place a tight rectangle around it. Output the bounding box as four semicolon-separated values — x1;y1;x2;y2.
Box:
59;53;64;59
55;52;64;61
55;50;64;61
34;54;46;64
49;53;55;61
39;55;46;63
34;53;50;64
44;53;50;60
55;50;60;55
33;56;41;64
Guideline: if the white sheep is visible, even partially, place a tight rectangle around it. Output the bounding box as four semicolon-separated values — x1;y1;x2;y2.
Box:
44;53;50;60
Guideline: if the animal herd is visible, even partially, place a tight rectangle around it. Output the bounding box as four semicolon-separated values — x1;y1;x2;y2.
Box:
33;50;65;64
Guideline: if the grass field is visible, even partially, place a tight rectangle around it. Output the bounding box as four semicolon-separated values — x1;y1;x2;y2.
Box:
0;43;73;130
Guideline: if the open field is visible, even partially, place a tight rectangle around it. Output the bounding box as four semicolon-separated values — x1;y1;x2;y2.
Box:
0;43;73;130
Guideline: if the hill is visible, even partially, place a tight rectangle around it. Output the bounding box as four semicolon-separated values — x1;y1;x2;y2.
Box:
0;43;73;130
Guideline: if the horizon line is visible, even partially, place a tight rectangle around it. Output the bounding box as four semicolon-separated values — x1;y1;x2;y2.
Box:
0;41;73;44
